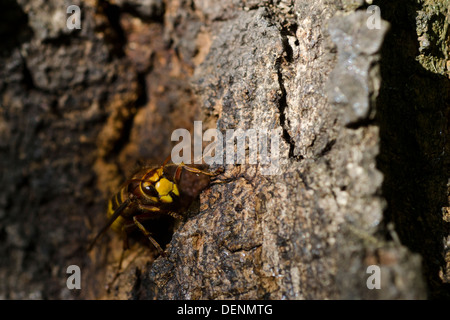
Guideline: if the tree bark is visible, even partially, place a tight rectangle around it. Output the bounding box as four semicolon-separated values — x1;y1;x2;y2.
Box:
0;0;449;299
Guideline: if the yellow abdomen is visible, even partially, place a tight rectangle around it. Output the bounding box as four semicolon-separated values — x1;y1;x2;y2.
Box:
107;190;127;233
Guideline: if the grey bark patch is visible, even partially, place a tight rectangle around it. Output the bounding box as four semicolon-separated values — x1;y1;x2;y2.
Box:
326;11;389;126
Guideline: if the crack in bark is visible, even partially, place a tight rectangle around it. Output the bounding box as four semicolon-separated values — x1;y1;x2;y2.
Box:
275;28;302;161
108;72;147;159
276;41;295;159
223;243;262;254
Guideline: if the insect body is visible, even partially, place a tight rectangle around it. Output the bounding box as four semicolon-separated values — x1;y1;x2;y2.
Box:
88;156;222;255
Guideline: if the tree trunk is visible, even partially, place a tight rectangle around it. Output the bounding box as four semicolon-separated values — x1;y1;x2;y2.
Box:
1;0;449;300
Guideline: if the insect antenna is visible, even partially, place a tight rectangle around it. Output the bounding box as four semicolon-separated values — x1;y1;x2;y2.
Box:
87;198;131;252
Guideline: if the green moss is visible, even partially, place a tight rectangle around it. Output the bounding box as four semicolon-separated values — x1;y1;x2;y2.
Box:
415;0;449;76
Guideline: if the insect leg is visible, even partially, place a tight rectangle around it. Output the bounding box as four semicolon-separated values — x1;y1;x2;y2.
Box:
132;215;165;256
165;211;184;220
172;163;223;185
137;204;184;220
210;165;240;185
136;203;161;213
181;163;223;176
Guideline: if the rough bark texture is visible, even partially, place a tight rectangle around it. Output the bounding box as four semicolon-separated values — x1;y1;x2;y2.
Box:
0;0;449;300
